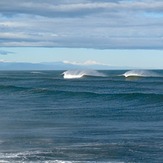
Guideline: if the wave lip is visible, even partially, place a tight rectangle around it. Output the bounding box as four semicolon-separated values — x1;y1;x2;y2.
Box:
63;70;85;79
123;70;159;78
62;70;106;79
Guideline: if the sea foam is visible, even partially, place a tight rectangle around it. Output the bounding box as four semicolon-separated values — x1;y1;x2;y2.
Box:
62;70;106;79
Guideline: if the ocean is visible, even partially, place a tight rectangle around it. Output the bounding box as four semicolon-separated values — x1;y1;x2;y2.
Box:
0;70;162;163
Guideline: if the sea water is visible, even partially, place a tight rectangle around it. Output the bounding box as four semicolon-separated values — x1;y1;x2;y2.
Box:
0;70;162;163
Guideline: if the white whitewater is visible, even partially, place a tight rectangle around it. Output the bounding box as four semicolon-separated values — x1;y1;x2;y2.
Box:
123;70;159;78
62;70;106;79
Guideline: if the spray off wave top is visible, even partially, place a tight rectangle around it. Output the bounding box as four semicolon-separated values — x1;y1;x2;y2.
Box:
62;69;162;79
62;70;106;79
123;70;160;78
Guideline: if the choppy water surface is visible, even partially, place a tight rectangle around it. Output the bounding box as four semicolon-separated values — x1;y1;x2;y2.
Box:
0;70;162;163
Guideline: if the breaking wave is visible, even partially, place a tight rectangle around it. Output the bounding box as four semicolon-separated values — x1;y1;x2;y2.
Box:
123;70;160;78
62;70;106;79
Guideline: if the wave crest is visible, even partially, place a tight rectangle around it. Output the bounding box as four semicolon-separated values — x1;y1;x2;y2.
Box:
62;70;106;79
123;70;159;78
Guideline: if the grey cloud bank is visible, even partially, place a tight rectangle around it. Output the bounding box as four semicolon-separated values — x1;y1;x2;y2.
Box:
0;0;163;49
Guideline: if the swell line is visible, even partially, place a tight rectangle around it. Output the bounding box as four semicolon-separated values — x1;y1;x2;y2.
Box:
1;84;162;103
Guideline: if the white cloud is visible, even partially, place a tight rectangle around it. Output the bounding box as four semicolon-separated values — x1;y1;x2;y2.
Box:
0;32;29;39
63;60;110;66
0;59;11;62
0;22;26;27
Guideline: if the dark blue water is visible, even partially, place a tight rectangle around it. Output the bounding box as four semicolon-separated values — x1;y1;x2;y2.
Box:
0;70;162;163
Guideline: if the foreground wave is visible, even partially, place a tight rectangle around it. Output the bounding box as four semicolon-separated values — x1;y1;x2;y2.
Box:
62;70;106;79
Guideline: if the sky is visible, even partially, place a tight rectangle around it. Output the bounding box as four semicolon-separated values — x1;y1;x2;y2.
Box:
0;0;163;69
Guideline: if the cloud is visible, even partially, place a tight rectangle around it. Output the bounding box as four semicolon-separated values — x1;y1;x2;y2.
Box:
1;0;163;18
1;0;163;17
63;60;110;66
0;0;163;49
0;50;14;55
